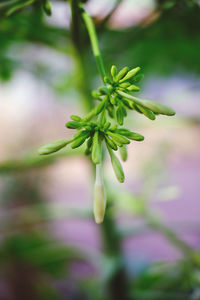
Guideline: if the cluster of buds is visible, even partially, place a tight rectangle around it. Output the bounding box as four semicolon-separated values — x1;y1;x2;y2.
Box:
38;114;144;182
92;65;175;124
38;64;175;224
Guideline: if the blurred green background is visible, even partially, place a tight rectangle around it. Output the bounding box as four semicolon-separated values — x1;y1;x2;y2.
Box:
0;0;200;299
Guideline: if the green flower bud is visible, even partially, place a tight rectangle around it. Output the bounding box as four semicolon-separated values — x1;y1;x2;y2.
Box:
95;100;105;115
99;86;109;95
111;65;118;81
136;104;156;120
127;84;140;91
116;107;124;125
105;135;118;151
85;137;93;155
38;139;71;155
71;132;89;149
99;109;106;127
121;105;127;117
109;125;118;131
103;122;111;130
132;74;144;83
108;132;130;145
92;131;102;164
116;129;144;141
141;100;176;116
93;164;106;224
121;98;134;110
74;130;89;138
119;145;128;161
108;147;125;183
117;91;175;117
109;95;115;105
65;121;81;129
43;0;52;16
119;67;141;83
70;115;82;121
91;90;101;99
116;66;129;81
104;76;111;84
107;105;115;118
120;82;131;88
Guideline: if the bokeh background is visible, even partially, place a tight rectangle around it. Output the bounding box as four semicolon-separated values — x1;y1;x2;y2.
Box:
0;0;200;299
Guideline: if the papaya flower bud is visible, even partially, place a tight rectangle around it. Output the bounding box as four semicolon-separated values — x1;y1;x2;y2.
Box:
93;164;106;224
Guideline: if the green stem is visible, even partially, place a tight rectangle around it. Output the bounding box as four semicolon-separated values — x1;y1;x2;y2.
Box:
80;5;106;82
69;0;94;112
69;3;131;299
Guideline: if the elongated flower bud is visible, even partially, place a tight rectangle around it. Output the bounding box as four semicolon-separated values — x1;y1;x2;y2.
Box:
116;129;144;141
65;121;81;129
108;147;125;183
95;100;105;115
43;0;52;16
111;65;118;81
136;104;156;120
119;145;128;161
93;164;106;224
92;131;102;164
38;139;72;155
105;135;118;151
108;132;130;145
71;132;89;149
116;106;124;125
127;84;140;91
70;115;82;121
116;66;129;81
119;67;141;83
142;100;176;116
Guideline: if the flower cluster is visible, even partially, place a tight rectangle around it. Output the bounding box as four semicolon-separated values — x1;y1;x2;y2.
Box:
92;65;175;124
38;64;175;224
38;113;144;183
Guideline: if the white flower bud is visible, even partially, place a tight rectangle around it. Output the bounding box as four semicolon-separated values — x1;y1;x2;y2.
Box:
93;164;106;224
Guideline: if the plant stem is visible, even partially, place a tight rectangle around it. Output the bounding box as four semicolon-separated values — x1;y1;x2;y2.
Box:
69;0;94;112
70;2;131;299
80;5;106;82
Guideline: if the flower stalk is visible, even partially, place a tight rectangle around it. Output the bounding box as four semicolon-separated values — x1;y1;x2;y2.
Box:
38;1;176;223
93;164;106;224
